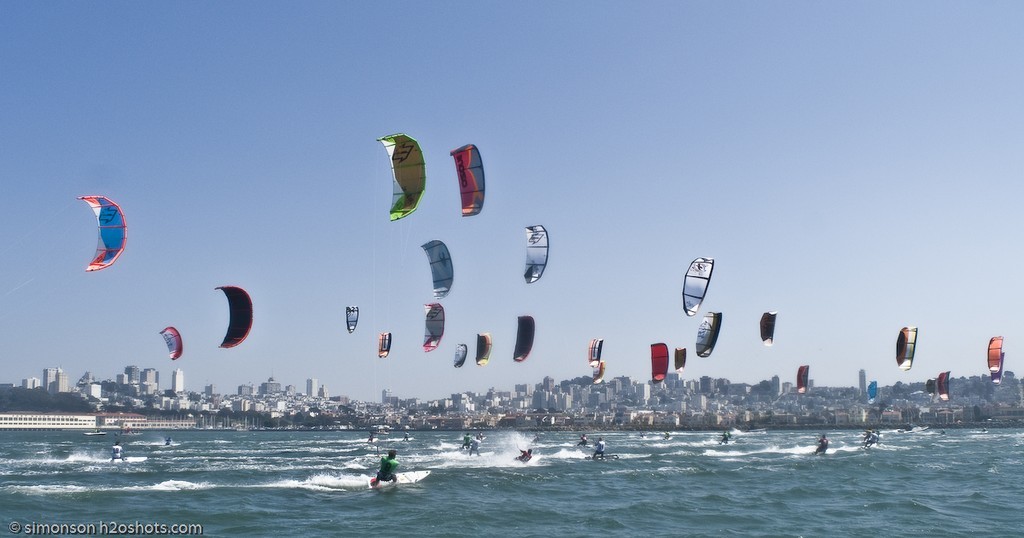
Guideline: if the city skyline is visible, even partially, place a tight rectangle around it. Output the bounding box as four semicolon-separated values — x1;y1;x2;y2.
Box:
14;362;1006;406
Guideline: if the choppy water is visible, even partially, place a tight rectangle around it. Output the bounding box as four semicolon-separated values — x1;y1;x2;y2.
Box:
2;428;1022;537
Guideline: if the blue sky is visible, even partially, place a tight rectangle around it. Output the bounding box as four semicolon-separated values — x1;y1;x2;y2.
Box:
2;2;1023;402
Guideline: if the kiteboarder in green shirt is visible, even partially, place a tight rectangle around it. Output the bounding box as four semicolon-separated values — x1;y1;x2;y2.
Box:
370;449;399;487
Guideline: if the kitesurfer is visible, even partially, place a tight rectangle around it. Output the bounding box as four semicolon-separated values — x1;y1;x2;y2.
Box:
165;437;172;446
476;432;484;441
516;449;533;462
577;434;588;446
403;432;410;441
462;432;472;450
111;440;124;461
370;449;399;487
720;431;731;444
469;437;481;456
367;432;375;443
815;434;829;455
592;437;606;460
663;432;671;440
862;430;879;448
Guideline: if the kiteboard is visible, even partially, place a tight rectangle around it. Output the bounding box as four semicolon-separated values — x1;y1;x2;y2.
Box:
111;457;148;463
369;470;430;489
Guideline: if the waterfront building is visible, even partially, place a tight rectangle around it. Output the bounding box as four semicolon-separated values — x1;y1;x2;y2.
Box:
0;412;99;430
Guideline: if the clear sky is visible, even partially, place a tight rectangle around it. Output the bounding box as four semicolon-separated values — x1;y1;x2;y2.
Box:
2;2;1023;402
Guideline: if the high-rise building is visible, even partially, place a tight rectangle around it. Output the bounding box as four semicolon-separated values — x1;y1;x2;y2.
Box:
172;368;185;393
307;378;318;397
636;382;652;402
141;368;159;385
859;369;867;395
22;377;40;389
238;384;254;396
43;367;59;394
124;365;140;384
205;384;217;397
55;371;69;394
141;368;160;395
259;377;281;395
317;385;329;398
42;366;68;391
771;375;781;396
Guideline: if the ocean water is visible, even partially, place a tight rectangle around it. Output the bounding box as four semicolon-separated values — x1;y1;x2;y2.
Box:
2;428;1022;537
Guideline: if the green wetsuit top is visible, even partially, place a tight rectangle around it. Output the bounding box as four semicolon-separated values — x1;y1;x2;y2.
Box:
378;456;399;476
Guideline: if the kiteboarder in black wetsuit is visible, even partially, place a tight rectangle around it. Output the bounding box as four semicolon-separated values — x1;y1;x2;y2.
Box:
815;434;829;454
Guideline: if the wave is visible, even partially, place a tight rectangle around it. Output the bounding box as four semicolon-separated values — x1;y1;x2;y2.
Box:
6;480;213;495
